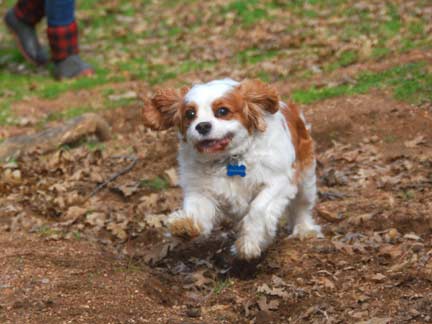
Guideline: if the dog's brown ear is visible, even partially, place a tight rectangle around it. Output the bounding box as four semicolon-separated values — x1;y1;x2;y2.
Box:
238;79;280;132
142;87;187;130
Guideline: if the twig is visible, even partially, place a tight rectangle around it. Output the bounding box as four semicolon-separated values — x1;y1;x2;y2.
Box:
86;155;138;200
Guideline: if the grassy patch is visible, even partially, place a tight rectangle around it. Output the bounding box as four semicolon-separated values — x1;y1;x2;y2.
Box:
224;0;269;26
292;62;432;104
325;50;359;71
1;0;431;119
0;104;13;126
235;48;280;65
140;176;169;191
213;279;233;294
45;106;95;122
36;225;61;238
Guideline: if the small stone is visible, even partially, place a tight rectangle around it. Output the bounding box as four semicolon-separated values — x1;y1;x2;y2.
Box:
12;169;21;180
186;307;201;318
387;228;400;240
4;168;22;184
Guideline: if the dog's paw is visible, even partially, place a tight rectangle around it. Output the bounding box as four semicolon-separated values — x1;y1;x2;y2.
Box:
167;212;202;239
234;237;262;261
291;223;323;240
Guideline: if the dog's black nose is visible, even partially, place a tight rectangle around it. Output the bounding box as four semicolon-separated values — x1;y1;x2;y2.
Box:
195;122;212;135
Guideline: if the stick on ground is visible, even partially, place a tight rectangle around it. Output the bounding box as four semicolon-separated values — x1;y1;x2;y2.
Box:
86;156;138;200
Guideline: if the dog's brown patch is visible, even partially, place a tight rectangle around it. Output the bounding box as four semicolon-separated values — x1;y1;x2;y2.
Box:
281;102;315;177
210;79;280;133
142;87;189;131
169;217;202;239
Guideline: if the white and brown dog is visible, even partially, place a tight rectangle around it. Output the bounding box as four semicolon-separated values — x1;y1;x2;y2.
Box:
143;78;322;260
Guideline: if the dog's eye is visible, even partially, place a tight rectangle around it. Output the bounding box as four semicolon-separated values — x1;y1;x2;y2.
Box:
185;109;196;120
215;107;230;117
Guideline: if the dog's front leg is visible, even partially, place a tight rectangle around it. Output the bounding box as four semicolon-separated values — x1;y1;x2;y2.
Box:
234;180;296;260
167;192;217;239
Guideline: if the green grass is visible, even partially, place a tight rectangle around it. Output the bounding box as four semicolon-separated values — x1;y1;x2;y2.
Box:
213;279;233;294
45;106;95;122
236;48;280;65
36;225;61;238
224;0;269;26
140;176;169;191
292;62;432;104
0;0;431;127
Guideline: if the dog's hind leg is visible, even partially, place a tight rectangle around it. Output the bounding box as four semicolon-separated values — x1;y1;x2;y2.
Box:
288;165;322;239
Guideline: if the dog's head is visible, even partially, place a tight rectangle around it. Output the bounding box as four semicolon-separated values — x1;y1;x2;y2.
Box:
143;79;280;156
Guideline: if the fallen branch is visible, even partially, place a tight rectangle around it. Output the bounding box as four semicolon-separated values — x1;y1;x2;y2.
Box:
0;113;111;161
86;156;138;200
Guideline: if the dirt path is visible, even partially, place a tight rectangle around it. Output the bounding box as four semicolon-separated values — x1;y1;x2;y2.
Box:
1;84;431;323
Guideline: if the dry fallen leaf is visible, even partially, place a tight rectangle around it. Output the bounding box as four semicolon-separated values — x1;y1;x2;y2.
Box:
379;245;402;259
164;167;179;186
114;182;140;197
317;277;336;290
85;212;106;229
64;206;87;221
316;205;343;222
108;90;137;101
333;241;354;255
257;283;289;299
143;239;180;265
107;222;128;240
404;135;425;148
355;317;392;324
348;213;373;225
184;269;213;289
371;273;386;282
271;275;287;287
404;233;422;241
144;213;166;228
257;296;279;311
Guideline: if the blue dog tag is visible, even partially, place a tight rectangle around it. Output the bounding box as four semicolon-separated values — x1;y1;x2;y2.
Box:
227;163;246;177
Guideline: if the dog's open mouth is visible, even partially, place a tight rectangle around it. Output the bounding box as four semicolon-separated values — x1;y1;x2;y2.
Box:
196;134;233;153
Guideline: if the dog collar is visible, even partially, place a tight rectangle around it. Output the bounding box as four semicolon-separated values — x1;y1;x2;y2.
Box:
226;155;246;177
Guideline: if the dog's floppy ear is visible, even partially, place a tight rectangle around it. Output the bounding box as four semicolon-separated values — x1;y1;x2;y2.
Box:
238;79;280;132
142;87;189;130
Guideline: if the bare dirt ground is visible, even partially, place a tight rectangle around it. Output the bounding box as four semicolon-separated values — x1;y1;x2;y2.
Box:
1;63;432;323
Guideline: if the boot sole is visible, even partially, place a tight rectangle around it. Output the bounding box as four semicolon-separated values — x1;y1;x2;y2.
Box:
54;68;95;80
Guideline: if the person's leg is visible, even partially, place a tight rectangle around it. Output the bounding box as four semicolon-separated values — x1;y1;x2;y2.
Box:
3;0;49;65
45;0;93;79
14;0;45;25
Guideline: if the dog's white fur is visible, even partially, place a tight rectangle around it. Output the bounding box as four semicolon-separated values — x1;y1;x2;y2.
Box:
144;78;322;260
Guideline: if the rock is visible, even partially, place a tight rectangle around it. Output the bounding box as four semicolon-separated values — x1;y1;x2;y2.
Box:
0;113;111;161
387;228;400;240
186;306;201;318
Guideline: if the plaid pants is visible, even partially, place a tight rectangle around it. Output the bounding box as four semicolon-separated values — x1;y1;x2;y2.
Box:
14;0;79;61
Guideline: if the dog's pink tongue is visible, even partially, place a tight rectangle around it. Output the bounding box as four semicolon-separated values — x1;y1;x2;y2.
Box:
198;136;231;152
213;137;230;150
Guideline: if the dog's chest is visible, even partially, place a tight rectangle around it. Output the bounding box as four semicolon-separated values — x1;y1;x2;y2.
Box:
209;165;264;216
